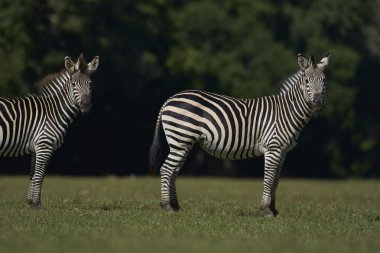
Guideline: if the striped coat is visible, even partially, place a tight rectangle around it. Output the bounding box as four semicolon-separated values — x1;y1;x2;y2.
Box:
0;54;99;208
150;52;331;217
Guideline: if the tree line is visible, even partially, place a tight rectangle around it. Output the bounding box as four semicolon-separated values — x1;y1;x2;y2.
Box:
0;0;379;177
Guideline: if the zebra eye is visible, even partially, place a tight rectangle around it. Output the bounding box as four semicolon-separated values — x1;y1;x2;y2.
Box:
305;78;309;84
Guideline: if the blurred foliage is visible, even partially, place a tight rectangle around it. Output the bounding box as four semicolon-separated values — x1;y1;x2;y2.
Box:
0;0;378;177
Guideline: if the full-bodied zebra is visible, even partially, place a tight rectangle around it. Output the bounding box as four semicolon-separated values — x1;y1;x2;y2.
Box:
149;52;331;218
0;54;99;208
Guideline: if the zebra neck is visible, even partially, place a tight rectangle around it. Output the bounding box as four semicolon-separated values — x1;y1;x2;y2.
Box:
283;80;314;127
40;71;79;123
277;70;303;95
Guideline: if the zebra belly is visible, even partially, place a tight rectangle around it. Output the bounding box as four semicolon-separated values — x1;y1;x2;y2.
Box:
198;133;265;160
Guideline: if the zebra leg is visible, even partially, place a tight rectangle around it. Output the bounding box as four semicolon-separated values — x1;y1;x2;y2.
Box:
29;147;53;209
26;153;36;205
160;146;192;211
260;150;285;218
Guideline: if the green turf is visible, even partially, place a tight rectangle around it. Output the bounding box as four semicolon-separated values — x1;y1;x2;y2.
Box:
0;176;379;253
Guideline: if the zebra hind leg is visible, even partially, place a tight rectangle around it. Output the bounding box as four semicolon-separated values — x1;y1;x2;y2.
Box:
160;169;180;211
160;146;192;211
260;150;285;218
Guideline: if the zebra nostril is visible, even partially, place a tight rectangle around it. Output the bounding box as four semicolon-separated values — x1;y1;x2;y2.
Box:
314;93;324;102
81;95;91;106
313;95;324;110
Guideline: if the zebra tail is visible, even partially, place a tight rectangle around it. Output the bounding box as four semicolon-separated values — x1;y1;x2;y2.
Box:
148;111;162;176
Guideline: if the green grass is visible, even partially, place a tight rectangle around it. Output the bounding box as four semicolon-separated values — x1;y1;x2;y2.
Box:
0;176;379;253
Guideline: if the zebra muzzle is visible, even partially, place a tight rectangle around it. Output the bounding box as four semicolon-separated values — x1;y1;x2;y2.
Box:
80;96;92;114
313;98;324;111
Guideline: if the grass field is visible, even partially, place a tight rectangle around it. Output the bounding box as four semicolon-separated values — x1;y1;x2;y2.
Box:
0;176;379;253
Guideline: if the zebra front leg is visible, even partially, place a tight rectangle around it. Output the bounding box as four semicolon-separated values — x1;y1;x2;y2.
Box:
160;147;191;211
26;153;36;206
29;147;53;209
260;150;285;218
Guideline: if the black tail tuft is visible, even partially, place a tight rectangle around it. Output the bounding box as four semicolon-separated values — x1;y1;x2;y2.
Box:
148;126;161;176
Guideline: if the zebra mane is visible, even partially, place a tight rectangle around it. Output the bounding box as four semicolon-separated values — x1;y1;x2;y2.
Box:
40;69;70;94
277;70;303;95
77;54;88;72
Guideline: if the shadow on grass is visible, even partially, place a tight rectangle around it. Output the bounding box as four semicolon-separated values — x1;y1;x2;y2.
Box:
98;201;124;211
186;200;261;217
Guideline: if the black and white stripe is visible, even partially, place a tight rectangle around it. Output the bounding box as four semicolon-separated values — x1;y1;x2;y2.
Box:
149;52;331;217
0;54;99;208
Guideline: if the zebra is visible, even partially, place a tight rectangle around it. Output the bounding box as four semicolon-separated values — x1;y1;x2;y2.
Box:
149;52;331;218
0;54;99;208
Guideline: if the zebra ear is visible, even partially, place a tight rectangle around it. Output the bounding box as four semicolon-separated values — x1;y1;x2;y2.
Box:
317;51;331;71
64;56;76;74
309;55;316;67
86;56;99;75
297;53;309;71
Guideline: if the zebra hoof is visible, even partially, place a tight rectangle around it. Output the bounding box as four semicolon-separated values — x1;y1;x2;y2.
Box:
160;201;180;212
264;213;275;219
260;206;276;218
170;201;180;211
31;202;43;209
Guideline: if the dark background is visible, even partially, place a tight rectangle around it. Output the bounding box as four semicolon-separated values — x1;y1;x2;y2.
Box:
0;0;379;178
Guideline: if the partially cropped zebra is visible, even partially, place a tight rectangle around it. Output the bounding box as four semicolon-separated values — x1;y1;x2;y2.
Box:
149;52;331;217
0;54;99;208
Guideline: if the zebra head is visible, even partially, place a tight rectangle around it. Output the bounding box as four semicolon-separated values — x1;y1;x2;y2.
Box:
64;54;99;114
297;52;331;112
